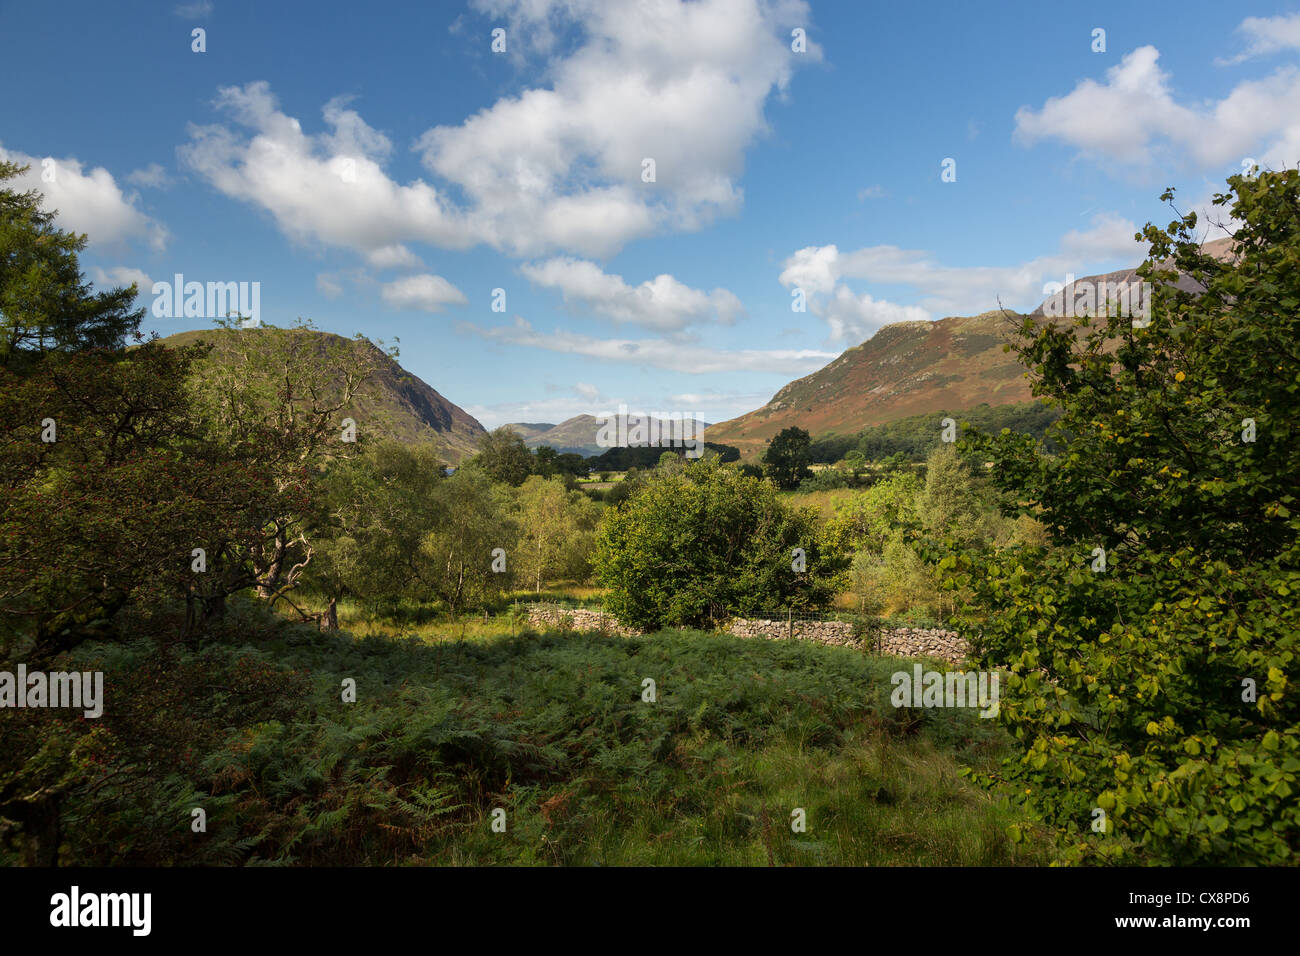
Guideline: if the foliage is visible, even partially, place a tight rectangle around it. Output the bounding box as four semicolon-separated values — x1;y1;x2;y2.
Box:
0;161;143;367
510;476;602;592
594;458;849;629
940;169;1300;864
762;426;813;489
0;339;286;657
1;602;1046;866
472;427;533;487
808;401;1062;464
185;319;389;606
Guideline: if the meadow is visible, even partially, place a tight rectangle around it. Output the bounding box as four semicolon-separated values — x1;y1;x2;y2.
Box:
20;596;1046;866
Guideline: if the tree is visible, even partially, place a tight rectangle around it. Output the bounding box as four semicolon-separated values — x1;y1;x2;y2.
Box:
474;427;533;486
310;440;448;616
512;476;601;592
939;170;1300;864
595;459;848;629
0;341;282;656
0;161;143;367
762;426;813;489
418;468;516;616
186;319;388;611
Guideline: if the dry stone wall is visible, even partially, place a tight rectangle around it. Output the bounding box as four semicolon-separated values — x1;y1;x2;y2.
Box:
724;618;861;647
522;605;970;664
724;619;968;664
874;627;968;665
524;606;641;637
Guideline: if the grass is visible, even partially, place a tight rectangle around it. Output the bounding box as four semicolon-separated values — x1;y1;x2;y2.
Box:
35;597;1051;865
192;601;1051;865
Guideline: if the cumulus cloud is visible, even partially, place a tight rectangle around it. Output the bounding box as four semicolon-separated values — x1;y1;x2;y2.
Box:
379;274;468;312
779;213;1150;338
180;0;815;262
461;316;835;375
179;84;471;260
821;287;930;342
1218;13;1300;65
1014;45;1300;172
379;274;470;312
0;145;168;252
519;257;743;332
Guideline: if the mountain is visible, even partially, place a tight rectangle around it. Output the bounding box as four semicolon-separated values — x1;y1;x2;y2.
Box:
507;413;712;456
154;328;487;462
1032;236;1237;318
706;238;1239;458
505;422;558;442
706;309;1032;458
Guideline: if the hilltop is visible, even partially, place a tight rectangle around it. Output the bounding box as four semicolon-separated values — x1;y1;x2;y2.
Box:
707;238;1238;458
153;327;487;462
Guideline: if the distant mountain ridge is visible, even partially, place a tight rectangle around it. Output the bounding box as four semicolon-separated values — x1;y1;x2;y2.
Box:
507;413;711;456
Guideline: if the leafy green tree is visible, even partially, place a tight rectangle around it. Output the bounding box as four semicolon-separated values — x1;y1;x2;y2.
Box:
0;341;283;656
418;468;516;616
473;427;533;486
595;459;848;629
762;426;813;489
940;170;1300;864
0;161;143;367
512;476;601;592
186;319;387;608
310;440;448;616
915;445;993;548
531;444;559;477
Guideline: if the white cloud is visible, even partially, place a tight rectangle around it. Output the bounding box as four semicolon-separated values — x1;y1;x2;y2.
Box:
461;316;835;375
180;85;471;260
365;244;424;270
174;1;213;17
519;257;743;332
856;184;886;201
380;274;468;312
1218;13;1300;65
90;266;154;294
0;145;168;252
821;286;930;342
1014;45;1300;172
779;213;1149;336
126;163;172;188
181;0;816;262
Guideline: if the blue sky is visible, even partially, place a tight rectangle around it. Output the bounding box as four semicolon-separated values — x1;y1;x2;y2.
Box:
3;0;1299;428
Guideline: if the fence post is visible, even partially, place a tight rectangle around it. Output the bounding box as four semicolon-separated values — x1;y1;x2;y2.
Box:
787;607;793;641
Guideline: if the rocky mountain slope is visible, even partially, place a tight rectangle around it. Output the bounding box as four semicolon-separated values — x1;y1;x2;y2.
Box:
706;238;1238;459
